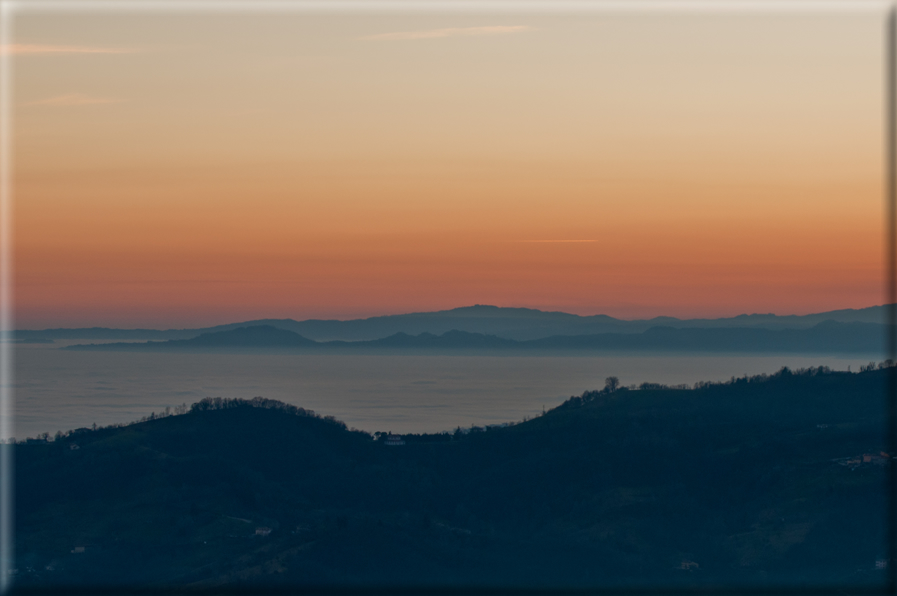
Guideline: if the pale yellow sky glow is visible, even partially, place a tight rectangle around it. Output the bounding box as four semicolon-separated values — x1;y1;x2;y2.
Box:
360;25;534;40
1;43;138;54
9;8;888;328
24;92;123;106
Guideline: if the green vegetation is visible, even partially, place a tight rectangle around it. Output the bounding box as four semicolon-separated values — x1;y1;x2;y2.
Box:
10;365;893;591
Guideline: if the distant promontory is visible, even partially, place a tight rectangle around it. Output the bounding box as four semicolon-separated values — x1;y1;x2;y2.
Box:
17;303;890;343
62;320;888;355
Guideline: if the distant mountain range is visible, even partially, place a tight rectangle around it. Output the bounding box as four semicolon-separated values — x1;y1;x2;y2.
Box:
18;303;892;342
64;320;888;355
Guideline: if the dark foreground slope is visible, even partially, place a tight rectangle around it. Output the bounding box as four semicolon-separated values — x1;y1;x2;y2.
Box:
12;367;893;591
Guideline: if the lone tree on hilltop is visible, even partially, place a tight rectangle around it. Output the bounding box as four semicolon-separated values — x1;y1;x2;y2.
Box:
604;376;620;393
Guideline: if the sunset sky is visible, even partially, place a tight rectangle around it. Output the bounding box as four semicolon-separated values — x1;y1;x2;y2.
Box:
9;5;888;328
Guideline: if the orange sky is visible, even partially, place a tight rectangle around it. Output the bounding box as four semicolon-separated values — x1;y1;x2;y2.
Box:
9;8;888;328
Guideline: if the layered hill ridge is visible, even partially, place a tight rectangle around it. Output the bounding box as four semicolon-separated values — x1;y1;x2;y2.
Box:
64;320;888;354
17;303;890;342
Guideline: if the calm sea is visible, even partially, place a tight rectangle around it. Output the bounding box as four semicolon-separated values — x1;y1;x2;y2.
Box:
10;342;882;440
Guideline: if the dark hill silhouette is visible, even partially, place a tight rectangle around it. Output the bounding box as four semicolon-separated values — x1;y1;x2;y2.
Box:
169;325;318;348
16;303;891;342
364;329;518;349
12;366;891;589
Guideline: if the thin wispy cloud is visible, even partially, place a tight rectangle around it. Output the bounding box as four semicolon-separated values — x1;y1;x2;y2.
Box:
1;44;137;55
517;240;599;243
25;93;123;107
361;25;533;41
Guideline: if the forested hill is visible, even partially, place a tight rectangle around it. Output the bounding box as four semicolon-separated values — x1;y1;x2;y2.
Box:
12;365;893;591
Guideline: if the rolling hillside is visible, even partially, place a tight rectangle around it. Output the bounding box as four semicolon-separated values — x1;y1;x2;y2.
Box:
12;366;893;590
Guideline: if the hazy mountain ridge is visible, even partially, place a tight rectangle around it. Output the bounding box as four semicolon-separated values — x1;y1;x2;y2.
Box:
64;320;888;354
18;303;891;342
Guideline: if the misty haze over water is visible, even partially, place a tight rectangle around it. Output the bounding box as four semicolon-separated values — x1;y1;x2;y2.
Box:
12;342;882;440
